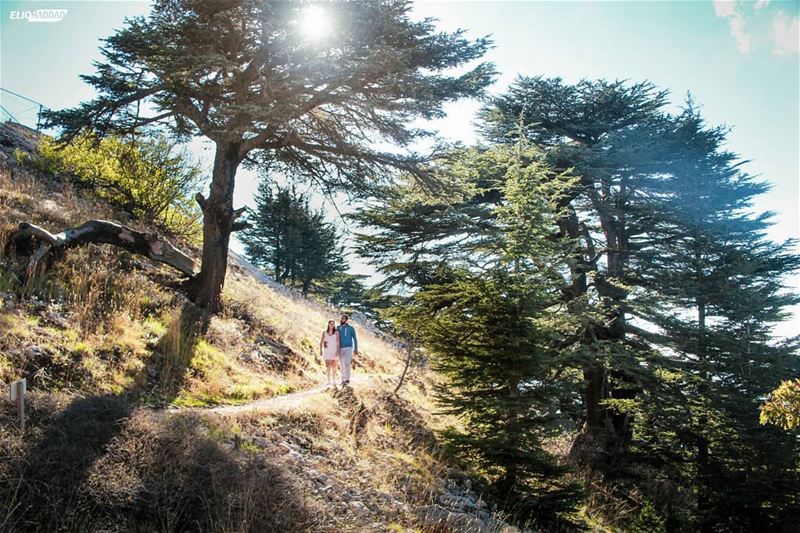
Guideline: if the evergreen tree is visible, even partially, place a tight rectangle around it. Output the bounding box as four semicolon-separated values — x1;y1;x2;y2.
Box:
374;144;585;526
241;181;345;295
626;104;800;532
43;0;494;312
356;81;800;530
478;76;672;468
320;273;368;309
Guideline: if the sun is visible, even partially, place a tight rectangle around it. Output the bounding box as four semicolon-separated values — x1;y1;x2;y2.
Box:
300;5;333;40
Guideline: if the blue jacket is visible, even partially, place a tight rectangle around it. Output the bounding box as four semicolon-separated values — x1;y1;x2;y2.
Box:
337;323;358;351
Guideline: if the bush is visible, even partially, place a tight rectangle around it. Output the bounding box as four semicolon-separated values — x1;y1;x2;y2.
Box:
760;378;800;430
23;132;203;241
628;501;667;533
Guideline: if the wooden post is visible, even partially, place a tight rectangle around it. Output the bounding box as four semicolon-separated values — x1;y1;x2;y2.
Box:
8;378;26;432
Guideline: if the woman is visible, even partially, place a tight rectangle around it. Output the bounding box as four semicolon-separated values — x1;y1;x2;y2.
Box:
319;320;340;388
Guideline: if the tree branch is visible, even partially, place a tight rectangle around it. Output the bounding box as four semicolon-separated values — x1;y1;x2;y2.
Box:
6;220;196;278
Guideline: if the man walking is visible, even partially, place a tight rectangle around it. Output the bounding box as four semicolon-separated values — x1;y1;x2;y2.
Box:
337;314;358;386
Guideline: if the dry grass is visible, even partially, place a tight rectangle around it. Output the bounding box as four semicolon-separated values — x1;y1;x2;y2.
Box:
0;374;466;532
0;161;407;408
222;272;405;377
221;382;454;532
0;392;318;532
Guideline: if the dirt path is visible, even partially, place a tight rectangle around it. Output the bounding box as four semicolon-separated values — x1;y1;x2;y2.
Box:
186;374;374;416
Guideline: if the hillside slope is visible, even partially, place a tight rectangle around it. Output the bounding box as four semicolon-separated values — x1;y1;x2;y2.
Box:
0;121;528;533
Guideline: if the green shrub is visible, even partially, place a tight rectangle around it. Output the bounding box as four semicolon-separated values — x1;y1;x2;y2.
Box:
26;133;203;241
628;501;666;533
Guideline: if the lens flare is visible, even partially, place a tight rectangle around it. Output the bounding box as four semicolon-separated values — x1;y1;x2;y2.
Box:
300;5;332;40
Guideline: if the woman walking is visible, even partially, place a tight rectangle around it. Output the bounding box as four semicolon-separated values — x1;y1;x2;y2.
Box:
319;320;340;388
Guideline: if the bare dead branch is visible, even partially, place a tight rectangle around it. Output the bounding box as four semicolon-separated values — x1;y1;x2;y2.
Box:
6;220;196;278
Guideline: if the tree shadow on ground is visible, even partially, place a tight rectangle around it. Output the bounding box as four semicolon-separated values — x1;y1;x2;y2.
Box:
331;385;371;445
0;300;317;532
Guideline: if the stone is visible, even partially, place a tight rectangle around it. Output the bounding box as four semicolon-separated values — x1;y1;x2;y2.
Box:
488;518;520;533
305;469;329;485
371;491;395;504
415;504;492;533
24;344;50;362
43;310;70;329
244;349;266;363
280;441;301;452
285;449;306;465
438;493;476;510
390;499;407;511
250;437;270;448
349;500;370;515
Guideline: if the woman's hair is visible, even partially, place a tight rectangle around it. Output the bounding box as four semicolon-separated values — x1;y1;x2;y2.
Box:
326;320;336;334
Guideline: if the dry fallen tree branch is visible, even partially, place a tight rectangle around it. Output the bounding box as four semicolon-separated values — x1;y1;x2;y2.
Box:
5;220;196;281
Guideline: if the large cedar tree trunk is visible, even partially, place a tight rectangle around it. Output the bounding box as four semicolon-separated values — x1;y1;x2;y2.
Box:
557;205;617;465
191;142;241;313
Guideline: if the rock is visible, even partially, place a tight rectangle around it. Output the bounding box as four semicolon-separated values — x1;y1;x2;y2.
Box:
250;437;270;448
24;344;50;362
243;349;266;363
438;493;477;510
0;291;15;309
284;449;306;465
390;499;407;512
349;500;370;515
43;310;70;329
305;469;329;484
0;122;39;155
371;491;395;505
38;199;65;222
29;301;46;311
488;518;520;533
415;504;492;533
279;441;301;452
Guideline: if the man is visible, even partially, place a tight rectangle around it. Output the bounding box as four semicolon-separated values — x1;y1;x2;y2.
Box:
336;314;358;386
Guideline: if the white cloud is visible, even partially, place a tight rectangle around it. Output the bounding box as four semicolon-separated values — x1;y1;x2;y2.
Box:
714;1;752;53
713;0;737;18
714;0;796;55
772;11;800;56
729;13;753;52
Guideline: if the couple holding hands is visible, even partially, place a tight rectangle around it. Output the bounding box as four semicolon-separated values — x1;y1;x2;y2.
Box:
319;313;358;388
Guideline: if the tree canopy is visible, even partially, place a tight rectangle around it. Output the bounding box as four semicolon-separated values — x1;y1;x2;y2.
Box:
43;0;495;311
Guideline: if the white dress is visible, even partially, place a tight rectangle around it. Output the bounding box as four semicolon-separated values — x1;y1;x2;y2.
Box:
322;331;339;361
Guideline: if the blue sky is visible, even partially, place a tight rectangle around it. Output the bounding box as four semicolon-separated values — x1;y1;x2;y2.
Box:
1;0;798;335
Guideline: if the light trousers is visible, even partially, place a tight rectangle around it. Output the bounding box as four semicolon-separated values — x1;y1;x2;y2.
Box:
339;346;353;382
